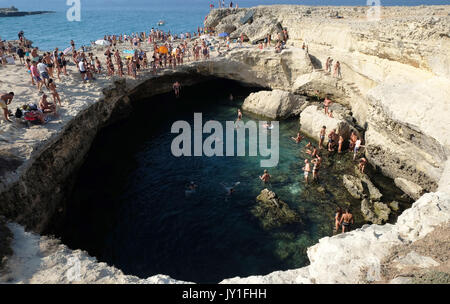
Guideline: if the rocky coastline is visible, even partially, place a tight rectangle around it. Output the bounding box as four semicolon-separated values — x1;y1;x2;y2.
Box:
0;5;449;283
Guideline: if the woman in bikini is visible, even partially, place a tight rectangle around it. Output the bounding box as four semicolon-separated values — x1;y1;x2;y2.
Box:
334;207;343;233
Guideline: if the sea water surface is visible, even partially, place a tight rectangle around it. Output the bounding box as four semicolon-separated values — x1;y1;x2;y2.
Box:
1;0;448;51
50;80;409;283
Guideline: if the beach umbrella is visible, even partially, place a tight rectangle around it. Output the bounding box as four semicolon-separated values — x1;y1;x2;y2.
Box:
95;39;111;46
158;46;169;54
218;32;229;37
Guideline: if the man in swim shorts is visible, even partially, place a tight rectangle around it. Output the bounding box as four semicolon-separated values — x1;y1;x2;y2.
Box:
260;170;271;183
319;126;326;149
0;92;14;122
302;159;311;183
339;208;354;233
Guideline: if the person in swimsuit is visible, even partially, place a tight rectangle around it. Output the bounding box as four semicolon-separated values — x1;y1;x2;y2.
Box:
338;135;344;153
334;207;343;234
328;129;337;152
221;182;240;200
48;79;62;106
173;81;181;98
306;146;318;158
0;92;14;122
39;94;56;115
312;154;321;180
302;159;311;183
339;208;354;233
319;126;326;149
260;170;271;183
353;138;365;160
324;96;332;115
291;132;303;144
237;109;242;121
359;157;367;173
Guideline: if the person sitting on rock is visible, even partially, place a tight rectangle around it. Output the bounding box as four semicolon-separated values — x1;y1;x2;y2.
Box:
339;208;354;233
328;129;337;152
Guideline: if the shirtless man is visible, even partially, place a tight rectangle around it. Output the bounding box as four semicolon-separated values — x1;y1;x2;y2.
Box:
313;154;322;180
48;79;61;106
0;92;14;122
260;170;271;183
302;159;311;183
306;146;318;158
39;94;56;114
328;129;337;152
173;81;181;98
339;208;354;233
291;132;303;144
319;126;326;149
359;157;367;173
338;135;344;153
334;207;343;234
324;96;332;115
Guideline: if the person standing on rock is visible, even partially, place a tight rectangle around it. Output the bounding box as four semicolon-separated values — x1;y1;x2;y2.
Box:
334;207;343;234
0;92;14;122
319;126;326;149
328;58;333;73
324;96;332;115
325;57;331;73
334;60;342;78
302;159;311;183
338;135;344;153
312;154;321;180
339;208;354;233
353;138;364;160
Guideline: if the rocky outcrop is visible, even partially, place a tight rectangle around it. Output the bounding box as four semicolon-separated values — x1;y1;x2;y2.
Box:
394;177;424;200
242;90;307;119
206;4;450;196
299;105;354;145
251;189;302;230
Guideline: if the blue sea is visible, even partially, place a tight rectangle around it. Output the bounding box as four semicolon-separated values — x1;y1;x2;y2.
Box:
0;0;448;51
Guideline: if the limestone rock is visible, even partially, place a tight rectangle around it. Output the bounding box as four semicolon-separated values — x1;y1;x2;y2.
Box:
251;189;302;230
242;90;307;119
389;201;400;212
299;105;353;146
394;178;424;200
343;174;364;199
393;251;439;271
361;176;383;201
373;202;391;223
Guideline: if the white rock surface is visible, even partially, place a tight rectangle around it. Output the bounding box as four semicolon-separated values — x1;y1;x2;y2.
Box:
393;251;440;271
394;178;424;200
242;90;307;119
299;105;352;145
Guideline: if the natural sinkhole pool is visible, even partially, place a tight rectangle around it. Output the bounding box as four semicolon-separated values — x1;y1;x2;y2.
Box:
48;79;410;283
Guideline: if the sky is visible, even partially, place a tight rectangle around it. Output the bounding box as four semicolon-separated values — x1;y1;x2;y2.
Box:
1;0;449;11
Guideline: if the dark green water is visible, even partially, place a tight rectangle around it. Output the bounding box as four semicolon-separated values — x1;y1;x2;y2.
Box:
53;79;409;283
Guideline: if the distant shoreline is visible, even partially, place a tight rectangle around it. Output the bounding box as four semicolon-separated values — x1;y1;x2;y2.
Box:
0;11;55;18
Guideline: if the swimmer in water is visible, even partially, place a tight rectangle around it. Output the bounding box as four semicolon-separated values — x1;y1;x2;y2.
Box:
221;182;240;195
185;181;198;197
263;121;273;130
291;132;303;143
260;170;271;183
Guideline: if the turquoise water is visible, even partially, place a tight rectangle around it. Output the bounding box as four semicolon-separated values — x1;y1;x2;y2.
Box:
51;80;409;283
1;0;447;51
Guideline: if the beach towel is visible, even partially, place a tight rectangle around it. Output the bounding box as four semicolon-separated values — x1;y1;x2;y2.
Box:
6;56;15;64
123;50;135;54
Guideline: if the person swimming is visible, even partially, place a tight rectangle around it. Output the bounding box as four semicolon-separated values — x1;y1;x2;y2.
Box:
263;121;273;130
221;182;240;201
291;132;303;143
260;170;271;183
185;181;198;197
